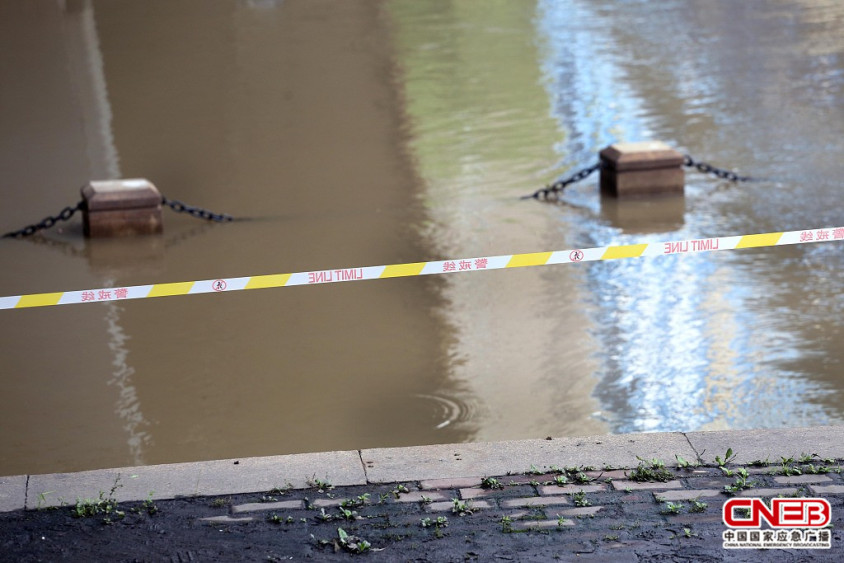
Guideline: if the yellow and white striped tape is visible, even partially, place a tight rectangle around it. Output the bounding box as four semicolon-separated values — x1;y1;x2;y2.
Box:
2;227;841;310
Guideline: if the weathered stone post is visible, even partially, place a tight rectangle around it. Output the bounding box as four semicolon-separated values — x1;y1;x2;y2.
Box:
599;141;684;198
81;179;163;237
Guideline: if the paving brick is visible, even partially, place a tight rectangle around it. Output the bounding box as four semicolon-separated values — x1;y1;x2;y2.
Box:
773;474;833;485
459;488;501;500
518;474;559;485
500;474;546;485
809;484;844;495
420;477;482;490
611;480;682;491
427;500;491;512
696;479;731;488
199;515;254;523
744;467;777;475
736;488;798;497
501;496;571;508
653;489;722;501
232;500;303;513
394;490;450;503
513;519;575;530
310;498;344;508
557;506;603;517
586;470;629;480
538;484;607;495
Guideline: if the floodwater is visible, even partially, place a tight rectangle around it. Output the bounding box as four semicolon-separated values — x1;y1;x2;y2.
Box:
0;0;841;476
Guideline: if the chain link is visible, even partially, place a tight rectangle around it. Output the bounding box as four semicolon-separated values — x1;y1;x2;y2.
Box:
2;200;85;238
161;197;234;222
683;154;760;182
522;162;601;200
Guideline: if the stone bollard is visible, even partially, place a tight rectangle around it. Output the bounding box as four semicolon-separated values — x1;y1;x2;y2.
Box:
81;179;163;237
599;141;684;198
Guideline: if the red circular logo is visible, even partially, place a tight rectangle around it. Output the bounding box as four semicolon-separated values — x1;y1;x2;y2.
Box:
212;279;227;292
569;250;584;262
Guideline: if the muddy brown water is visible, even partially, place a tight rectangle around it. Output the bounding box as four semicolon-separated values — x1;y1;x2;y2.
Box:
0;0;842;476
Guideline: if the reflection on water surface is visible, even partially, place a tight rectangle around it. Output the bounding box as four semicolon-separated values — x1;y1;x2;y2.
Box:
533;0;843;432
0;0;841;475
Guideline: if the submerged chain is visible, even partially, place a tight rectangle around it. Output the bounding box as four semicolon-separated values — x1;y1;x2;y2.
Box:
2;201;85;238
524;153;763;201
522;162;601;200
161;197;234;222
1;154;762;237
683;154;759;182
3;196;234;238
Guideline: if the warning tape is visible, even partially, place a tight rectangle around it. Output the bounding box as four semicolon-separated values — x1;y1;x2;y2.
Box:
1;227;841;310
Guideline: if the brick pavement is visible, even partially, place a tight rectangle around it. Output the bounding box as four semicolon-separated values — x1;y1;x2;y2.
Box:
168;457;843;560
3;428;844;560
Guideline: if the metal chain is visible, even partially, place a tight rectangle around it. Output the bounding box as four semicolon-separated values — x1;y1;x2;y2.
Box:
523;153;764;201
3;196;234;239
522;162;601;200
161;197;234;222
2;158;758;237
683;154;759;182
2;200;85;238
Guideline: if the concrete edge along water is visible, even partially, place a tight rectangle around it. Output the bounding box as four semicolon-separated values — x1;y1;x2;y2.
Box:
1;227;841;310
